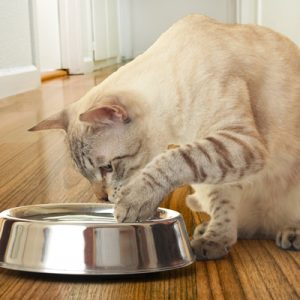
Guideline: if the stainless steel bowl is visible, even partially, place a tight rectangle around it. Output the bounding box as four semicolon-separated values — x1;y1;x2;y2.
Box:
0;203;195;275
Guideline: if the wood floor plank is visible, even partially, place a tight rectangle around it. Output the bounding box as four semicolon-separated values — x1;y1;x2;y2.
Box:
230;242;272;300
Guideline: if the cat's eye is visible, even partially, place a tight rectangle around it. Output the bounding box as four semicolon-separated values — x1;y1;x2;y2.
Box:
100;163;113;173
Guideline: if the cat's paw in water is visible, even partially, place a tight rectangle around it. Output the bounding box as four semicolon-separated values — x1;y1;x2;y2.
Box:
191;237;229;260
113;178;162;222
276;227;300;250
114;200;156;223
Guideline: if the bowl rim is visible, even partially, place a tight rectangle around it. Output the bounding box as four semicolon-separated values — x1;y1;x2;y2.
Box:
0;203;182;226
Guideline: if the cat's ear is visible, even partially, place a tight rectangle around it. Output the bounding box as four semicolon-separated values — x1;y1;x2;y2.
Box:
79;104;130;125
28;111;68;132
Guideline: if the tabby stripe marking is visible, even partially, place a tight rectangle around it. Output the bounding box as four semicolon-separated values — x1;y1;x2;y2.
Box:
88;157;94;167
138;202;148;217
119;208;129;222
81;154;87;169
143;172;164;188
179;149;201;181
234;184;243;190
80;141;87;169
113;142;142;161
143;177;155;190
206;136;233;168
199;166;207;181
219;125;248;134
114;161;121;171
156;166;172;185
217;159;227;182
76;141;86;170
72;151;80;169
218;132;255;167
74;143;83;170
118;164;126;179
238;168;245;179
209;197;219;211
220;126;264;144
208;191;219;198
195;142;212;162
221;199;230;204
126;164;141;175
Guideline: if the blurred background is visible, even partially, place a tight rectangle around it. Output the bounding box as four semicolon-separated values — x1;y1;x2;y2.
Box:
0;0;300;99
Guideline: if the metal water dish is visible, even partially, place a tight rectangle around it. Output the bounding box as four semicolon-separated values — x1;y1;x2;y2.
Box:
0;203;195;275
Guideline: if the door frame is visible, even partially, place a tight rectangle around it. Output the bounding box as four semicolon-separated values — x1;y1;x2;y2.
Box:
236;0;260;24
59;0;94;74
59;0;128;74
0;0;40;99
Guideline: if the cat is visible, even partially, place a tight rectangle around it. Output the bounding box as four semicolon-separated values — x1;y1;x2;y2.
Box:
29;14;300;259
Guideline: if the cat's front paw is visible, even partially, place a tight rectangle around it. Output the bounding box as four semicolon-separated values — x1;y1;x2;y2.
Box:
191;237;229;260
114;176;163;223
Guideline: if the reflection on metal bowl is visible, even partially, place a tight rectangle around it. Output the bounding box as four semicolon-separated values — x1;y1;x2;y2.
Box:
0;203;195;275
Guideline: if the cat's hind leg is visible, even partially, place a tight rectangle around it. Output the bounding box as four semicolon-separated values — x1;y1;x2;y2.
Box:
276;227;300;250
189;184;242;260
186;184;206;212
186;184;211;237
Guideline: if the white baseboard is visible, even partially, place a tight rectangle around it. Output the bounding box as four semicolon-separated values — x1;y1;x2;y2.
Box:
93;57;119;71
0;65;41;99
82;57;94;74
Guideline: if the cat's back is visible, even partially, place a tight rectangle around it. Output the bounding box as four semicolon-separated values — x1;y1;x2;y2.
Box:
157;14;300;127
101;14;300;125
102;14;300;91
159;14;300;71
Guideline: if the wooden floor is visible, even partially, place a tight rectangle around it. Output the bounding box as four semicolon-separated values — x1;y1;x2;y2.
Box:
0;66;299;300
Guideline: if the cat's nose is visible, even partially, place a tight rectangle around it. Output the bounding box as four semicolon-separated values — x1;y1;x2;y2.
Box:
96;192;109;202
100;195;109;202
91;183;109;202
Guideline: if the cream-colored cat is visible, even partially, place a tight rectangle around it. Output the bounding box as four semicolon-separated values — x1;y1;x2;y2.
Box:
30;15;300;259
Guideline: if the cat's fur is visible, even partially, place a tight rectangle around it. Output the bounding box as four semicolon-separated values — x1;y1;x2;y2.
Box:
30;15;300;259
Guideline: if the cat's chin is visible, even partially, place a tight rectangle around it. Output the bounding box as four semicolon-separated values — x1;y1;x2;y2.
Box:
96;196;111;203
107;196;117;204
95;195;116;204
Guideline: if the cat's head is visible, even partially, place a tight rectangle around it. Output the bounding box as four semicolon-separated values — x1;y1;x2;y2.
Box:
29;94;150;202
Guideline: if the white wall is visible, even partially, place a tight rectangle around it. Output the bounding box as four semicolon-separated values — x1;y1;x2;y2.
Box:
80;0;94;62
59;0;93;74
259;0;300;46
59;0;237;73
238;0;300;47
36;0;61;71
125;0;236;57
92;0;119;61
0;0;33;68
0;0;40;99
117;0;133;60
